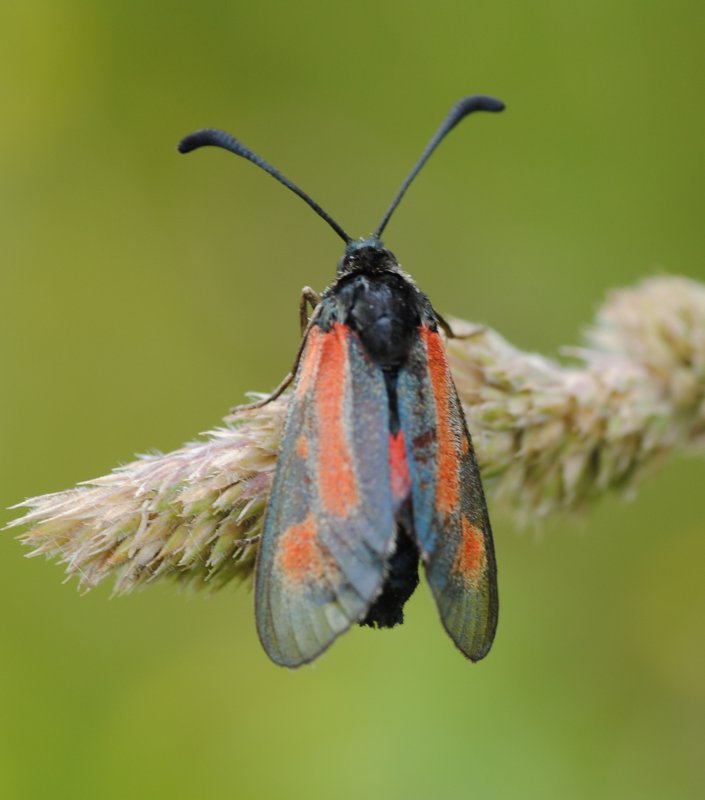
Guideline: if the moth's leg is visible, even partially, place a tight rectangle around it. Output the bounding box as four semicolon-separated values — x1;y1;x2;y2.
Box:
232;371;296;412
436;311;484;340
231;288;322;413
299;286;321;335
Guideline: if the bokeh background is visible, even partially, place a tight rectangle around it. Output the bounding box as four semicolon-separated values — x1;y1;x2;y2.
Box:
2;2;704;798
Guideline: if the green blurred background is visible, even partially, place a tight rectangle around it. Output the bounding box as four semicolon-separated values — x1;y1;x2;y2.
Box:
2;1;704;798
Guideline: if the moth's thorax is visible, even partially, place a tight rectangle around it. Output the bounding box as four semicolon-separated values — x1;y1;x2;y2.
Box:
318;237;435;367
332;270;425;368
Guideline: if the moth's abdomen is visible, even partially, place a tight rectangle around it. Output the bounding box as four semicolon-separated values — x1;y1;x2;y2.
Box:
360;523;419;629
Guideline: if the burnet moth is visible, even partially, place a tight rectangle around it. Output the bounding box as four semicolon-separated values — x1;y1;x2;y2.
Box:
178;95;503;667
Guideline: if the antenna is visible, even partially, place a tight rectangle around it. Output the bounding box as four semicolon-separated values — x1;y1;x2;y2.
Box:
178;128;352;244
374;95;505;239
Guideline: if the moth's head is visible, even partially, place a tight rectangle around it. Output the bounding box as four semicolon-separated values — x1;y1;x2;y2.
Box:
337;237;398;275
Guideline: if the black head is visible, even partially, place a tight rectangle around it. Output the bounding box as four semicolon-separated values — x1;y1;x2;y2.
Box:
178;94;505;267
337;237;398;276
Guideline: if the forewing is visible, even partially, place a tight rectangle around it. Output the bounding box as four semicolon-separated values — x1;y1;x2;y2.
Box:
397;324;498;661
255;320;395;667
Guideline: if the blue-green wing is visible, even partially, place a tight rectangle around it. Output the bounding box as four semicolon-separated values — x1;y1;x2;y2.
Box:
397;324;498;661
255;321;396;667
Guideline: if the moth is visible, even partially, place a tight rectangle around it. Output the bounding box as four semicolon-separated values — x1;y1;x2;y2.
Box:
179;95;503;667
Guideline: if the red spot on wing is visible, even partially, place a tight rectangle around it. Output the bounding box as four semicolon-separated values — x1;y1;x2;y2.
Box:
422;327;460;516
279;513;329;582
315;323;359;517
296;435;309;459
389;431;411;503
296;326;322;398
455;516;486;585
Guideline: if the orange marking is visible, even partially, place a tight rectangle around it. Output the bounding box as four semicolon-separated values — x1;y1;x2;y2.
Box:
422;327;460;516
315;323;359;516
296;435;309;459
296;327;322;397
461;436;470;455
279;513;327;582
455;515;486;584
389;431;411;502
